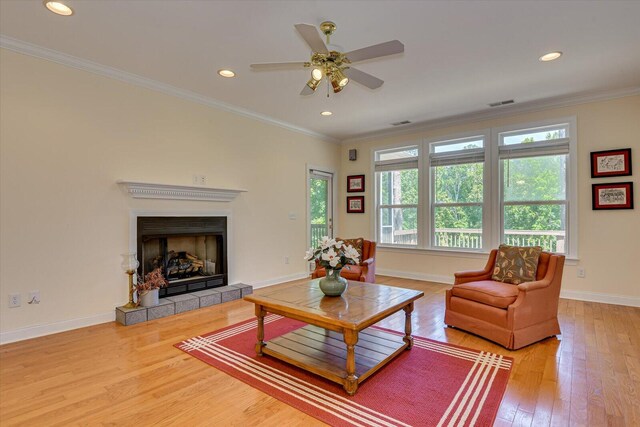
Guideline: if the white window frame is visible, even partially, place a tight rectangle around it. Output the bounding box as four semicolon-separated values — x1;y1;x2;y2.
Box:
373;144;420;247
426;131;490;251
372;117;578;258
494;117;578;258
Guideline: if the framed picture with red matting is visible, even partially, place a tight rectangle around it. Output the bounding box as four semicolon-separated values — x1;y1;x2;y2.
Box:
347;196;364;213
592;182;634;210
590;148;632;178
347;175;365;192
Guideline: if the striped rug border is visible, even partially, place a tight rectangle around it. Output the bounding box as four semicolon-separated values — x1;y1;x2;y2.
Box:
176;316;512;427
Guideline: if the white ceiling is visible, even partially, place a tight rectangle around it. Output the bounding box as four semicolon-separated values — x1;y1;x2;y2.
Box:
1;0;639;141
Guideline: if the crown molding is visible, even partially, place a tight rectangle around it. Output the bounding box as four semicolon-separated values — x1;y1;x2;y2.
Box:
118;181;247;202
0;35;338;144
342;86;640;144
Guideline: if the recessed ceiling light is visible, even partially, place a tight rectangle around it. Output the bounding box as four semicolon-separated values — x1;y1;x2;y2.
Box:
320;111;333;116
44;1;73;16
217;69;236;78
539;51;562;62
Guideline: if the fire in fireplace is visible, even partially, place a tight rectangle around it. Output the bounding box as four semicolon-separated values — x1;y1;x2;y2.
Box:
137;216;227;297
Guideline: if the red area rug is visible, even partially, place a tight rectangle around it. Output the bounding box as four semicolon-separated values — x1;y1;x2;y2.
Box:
176;315;512;427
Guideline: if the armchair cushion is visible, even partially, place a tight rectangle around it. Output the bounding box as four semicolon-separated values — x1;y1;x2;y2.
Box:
336;237;364;258
450;280;519;309
491;244;542;285
340;264;363;281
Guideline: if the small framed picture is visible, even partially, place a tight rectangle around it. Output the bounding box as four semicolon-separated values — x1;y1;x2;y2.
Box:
590;148;632;178
347;175;365;193
347;196;365;213
592;182;634;210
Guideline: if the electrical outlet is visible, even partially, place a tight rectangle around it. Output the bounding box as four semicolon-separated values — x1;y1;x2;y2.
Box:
8;293;21;308
28;291;40;304
577;267;586;278
284;256;289;264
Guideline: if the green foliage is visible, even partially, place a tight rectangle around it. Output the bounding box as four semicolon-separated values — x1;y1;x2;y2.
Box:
434;162;483;229
310;178;327;224
380;170;418;230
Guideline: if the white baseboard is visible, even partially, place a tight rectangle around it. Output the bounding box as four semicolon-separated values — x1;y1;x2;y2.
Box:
0;311;115;345
246;272;310;289
0;274;309;345
376;268;453;285
560;290;640;307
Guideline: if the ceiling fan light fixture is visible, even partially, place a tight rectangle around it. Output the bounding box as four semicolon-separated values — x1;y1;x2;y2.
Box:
330;77;344;93
44;1;73;16
311;68;323;81
333;68;349;87
306;78;321;91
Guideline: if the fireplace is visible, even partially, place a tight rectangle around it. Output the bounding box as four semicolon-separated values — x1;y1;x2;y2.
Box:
136;216;227;297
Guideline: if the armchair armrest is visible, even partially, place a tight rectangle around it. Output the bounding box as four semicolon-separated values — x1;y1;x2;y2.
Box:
453;250;497;285
361;258;374;266
517;279;551;292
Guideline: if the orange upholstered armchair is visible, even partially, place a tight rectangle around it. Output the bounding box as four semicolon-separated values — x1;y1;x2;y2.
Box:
311;238;376;283
445;249;565;350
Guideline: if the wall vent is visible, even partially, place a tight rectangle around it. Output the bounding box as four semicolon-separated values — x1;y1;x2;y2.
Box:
391;120;412;126
488;99;515;107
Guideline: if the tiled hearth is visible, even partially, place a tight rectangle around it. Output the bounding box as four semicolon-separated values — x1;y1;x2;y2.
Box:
116;283;252;326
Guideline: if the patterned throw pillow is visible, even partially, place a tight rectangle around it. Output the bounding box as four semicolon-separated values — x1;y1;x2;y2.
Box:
336;237;364;259
492;244;542;285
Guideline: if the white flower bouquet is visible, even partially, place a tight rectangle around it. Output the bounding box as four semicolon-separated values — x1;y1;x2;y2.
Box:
304;236;360;270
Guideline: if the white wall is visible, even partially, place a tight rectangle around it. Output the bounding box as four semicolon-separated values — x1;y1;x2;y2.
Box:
338;95;640;306
0;49;341;340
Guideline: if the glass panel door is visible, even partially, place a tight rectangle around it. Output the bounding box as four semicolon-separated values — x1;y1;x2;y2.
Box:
309;170;333;249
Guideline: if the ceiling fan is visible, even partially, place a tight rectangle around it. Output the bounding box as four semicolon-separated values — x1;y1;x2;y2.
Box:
250;21;404;96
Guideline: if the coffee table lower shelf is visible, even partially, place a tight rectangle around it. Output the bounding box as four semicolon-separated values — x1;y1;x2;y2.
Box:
262;324;408;391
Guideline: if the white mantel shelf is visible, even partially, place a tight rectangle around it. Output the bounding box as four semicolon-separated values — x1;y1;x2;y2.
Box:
117;181;247;202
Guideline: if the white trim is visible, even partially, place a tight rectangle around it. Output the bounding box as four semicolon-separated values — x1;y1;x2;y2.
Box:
248;272;310;290
377;269;453;284
343;86;640;143
0;311;115;345
0;36;337;144
559;290;640;308
118;181;247;202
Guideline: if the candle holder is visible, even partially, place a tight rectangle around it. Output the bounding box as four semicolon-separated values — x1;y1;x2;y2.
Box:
121;253;139;309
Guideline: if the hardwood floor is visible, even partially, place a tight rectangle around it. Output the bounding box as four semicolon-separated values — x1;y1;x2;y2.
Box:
1;276;639;426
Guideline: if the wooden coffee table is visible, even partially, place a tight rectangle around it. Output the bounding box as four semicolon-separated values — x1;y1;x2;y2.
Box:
243;279;423;395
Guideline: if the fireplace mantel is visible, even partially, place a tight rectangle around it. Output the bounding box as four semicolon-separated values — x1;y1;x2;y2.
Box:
118;181;247;202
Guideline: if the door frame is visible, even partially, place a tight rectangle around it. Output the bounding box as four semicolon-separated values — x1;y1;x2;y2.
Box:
306;164;338;251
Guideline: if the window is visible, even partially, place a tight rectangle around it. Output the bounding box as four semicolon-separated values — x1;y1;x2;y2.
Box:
499;124;571;253
375;147;419;246
374;118;577;257
430;136;486;249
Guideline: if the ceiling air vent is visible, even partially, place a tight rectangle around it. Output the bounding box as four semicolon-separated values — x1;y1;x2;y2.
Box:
488;99;515;107
391;120;412;126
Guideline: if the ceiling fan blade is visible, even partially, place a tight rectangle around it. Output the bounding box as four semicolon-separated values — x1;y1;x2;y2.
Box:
300;84;314;96
250;62;308;70
344;67;384;89
345;40;404;63
294;24;329;54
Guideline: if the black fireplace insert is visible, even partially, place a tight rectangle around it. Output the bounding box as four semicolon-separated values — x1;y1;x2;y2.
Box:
137;216;227;297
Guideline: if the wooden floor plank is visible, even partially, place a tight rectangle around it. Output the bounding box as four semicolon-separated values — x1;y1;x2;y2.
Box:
1;275;638;426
